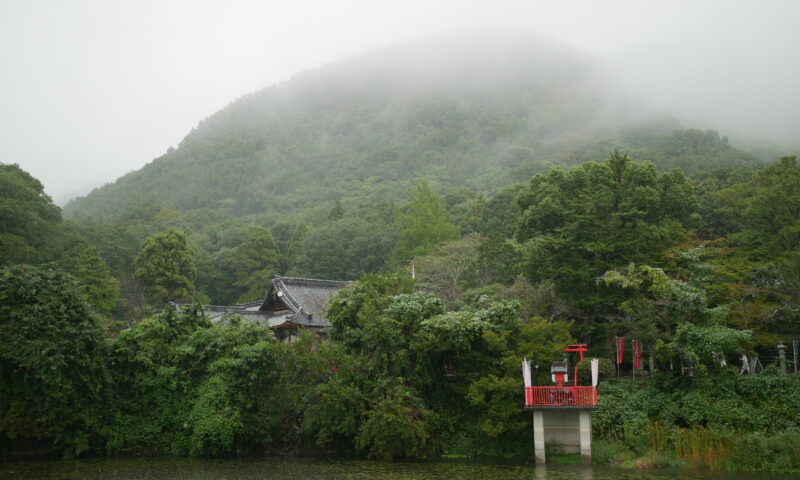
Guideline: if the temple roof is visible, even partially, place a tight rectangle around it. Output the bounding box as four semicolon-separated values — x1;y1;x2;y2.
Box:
201;276;349;330
260;276;349;326
213;309;274;326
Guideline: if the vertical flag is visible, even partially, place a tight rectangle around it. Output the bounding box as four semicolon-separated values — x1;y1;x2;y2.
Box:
632;340;642;369
591;358;599;387
616;337;625;365
522;358;531;388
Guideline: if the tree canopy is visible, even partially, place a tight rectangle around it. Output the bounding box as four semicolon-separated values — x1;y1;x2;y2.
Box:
230;227;280;302
134;229;197;304
0;163;62;265
391;180;460;267
0;265;108;456
516;151;697;310
716;155;800;257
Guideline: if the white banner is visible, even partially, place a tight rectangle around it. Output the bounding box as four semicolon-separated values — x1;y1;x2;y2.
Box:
522;358;531;387
591;358;599;386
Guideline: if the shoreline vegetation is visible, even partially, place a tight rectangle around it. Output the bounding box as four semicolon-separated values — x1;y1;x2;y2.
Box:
1;271;799;472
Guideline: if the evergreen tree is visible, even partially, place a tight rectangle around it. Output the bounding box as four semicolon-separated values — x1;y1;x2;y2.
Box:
62;246;120;316
134;229;196;303
230;227;280;302
716;155;800;257
293;217;396;280
391;180;460;267
285;222;310;272
516;151;697;309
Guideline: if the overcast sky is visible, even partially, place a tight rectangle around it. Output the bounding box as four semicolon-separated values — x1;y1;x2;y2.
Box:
2;0;799;203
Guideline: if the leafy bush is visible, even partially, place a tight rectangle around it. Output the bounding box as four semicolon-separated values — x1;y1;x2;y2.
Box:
728;430;800;473
355;389;433;460
0;265;109;457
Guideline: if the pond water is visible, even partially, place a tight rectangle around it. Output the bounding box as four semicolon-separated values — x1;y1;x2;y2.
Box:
1;458;798;480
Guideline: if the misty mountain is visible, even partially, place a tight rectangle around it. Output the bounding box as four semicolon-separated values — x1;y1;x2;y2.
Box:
64;31;759;220
53;180;104;207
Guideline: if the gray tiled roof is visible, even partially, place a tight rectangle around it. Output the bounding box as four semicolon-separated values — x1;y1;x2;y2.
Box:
199;276;349;330
203;302;263;320
215;310;274;327
265;276;349;326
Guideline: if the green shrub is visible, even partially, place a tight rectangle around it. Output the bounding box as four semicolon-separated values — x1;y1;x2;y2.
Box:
355;389;433;460
592;439;635;465
727;430;800;473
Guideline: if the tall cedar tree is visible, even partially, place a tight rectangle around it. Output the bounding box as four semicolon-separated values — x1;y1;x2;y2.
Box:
391;180;460;267
134;229;197;304
231;227;280;302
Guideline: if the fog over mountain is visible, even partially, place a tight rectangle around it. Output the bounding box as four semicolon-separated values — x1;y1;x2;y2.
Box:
2;1;798;202
64;30;759;222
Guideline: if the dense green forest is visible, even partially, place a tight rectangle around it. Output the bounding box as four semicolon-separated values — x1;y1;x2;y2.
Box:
61;34;766;321
2;33;799;471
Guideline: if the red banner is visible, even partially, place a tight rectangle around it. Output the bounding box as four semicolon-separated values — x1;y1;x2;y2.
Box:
616;337;625;365
632;340;642;369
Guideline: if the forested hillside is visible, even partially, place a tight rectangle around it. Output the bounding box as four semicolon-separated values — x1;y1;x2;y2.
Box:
66;33;758;222
60;32;764;311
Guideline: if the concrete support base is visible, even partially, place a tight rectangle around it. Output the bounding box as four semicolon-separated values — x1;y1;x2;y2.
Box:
531;408;593;465
579;409;592;465
533;410;546;465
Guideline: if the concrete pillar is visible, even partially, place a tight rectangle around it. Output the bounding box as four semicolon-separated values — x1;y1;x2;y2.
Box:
533;410;546;465
778;343;787;374
578;409;592;465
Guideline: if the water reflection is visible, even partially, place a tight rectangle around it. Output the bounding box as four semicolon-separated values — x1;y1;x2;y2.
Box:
1;458;798;480
535;465;548;480
534;466;598;480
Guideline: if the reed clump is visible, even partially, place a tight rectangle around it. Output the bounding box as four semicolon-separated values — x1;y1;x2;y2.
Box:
646;421;668;453
673;425;731;470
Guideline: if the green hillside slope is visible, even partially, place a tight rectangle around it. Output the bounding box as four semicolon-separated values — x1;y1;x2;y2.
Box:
65;31;758;221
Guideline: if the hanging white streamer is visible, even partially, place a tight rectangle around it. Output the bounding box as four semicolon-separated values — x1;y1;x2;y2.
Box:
522;358;531;388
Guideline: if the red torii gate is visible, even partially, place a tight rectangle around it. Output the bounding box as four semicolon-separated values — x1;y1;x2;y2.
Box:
563;344;588;386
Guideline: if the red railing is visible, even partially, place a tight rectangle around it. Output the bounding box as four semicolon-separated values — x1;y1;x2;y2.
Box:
524;386;597;407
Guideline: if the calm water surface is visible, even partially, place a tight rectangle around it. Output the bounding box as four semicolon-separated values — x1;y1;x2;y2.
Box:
1;458;798;480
